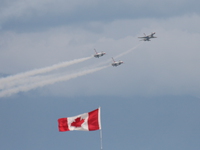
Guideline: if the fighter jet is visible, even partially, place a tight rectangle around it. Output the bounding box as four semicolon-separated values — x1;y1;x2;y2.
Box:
138;32;157;41
111;57;123;67
94;49;106;58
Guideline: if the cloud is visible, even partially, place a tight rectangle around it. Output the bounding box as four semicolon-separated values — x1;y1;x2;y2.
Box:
1;0;200;31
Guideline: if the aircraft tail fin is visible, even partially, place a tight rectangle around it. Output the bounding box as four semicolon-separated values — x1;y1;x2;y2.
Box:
94;49;97;54
112;57;115;62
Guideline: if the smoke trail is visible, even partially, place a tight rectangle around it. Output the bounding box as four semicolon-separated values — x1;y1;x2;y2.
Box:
114;42;143;59
1;74;56;90
0;65;109;98
0;56;92;90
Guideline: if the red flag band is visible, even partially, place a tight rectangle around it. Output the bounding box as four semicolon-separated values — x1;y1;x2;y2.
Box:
58;108;101;132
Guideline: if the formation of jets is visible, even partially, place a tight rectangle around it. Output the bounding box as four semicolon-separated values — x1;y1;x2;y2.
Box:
138;32;157;41
93;49;123;67
93;32;157;66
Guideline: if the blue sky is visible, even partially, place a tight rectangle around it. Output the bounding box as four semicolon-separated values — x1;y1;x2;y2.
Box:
0;0;200;150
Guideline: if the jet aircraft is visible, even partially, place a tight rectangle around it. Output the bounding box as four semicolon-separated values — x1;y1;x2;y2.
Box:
94;49;106;58
111;57;123;67
138;32;157;41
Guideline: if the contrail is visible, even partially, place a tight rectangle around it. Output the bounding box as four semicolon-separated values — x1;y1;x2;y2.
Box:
1;74;56;90
0;65;109;98
114;42;143;59
0;56;92;90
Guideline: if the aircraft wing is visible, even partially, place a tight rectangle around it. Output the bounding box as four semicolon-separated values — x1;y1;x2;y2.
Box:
138;36;147;38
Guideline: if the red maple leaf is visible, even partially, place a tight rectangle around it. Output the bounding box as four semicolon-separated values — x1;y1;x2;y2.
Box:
71;117;85;127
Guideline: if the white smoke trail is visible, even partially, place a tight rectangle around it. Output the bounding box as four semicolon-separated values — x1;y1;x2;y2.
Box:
0;65;109;98
114;42;143;59
0;56;92;90
1;74;56;90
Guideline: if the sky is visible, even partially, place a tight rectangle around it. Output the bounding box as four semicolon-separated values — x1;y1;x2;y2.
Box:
0;0;200;150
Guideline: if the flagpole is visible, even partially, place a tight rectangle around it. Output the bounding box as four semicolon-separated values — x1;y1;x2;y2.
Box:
99;106;103;150
100;129;103;150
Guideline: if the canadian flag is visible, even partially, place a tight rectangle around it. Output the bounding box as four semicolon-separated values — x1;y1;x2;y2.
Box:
58;108;101;132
